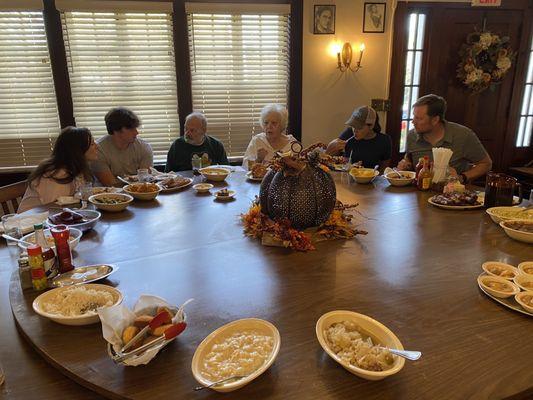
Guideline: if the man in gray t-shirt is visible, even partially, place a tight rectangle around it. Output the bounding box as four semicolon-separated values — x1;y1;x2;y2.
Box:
398;94;492;184
91;107;153;186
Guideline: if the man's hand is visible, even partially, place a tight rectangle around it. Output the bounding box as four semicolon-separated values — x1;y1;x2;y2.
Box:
325;139;346;156
256;148;268;162
397;158;412;171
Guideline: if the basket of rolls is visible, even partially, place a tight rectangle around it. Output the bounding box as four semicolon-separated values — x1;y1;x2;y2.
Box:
98;295;192;366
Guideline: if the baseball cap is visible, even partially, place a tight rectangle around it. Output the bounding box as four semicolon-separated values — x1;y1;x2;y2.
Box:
344;106;377;130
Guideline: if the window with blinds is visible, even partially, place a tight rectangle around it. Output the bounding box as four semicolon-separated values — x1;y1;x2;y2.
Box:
187;3;290;157
0;10;61;169
515;30;533;148
60;5;179;162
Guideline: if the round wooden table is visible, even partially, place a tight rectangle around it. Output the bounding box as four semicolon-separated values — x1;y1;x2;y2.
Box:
5;170;533;399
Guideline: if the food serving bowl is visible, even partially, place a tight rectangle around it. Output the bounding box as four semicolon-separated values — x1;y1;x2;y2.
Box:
477;275;520;298
123;183;161;201
481;261;519;280
19;227;82;252
51;264;118;287
515;291;533;313
193;183;214;193
499;220;533;244
191;318;280;392
485;206;532;224
513;274;533;292
214;189;236;201
47;210;101;233
349;168;379;184
518;261;533;277
89;193;133;212
384;171;416;187
315;310;405;381
33;284;123;326
199;167;231;182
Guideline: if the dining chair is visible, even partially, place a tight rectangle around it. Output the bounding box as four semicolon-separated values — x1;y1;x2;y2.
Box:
0;181;27;216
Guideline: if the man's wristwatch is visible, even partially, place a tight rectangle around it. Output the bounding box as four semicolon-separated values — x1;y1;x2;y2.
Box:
459;173;468;184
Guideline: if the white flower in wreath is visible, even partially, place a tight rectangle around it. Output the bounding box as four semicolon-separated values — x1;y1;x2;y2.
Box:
465;68;483;85
496;56;511;72
479;32;493;50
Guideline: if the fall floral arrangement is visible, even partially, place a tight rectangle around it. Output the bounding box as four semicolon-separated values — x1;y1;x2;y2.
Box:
241;200;367;252
457;31;514;94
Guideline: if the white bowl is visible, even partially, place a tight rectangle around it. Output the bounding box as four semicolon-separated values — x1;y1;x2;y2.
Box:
518;261;533;277
315;310;405;381
32;284;123;326
89;193;133;212
514;291;533;313
191;318;280;392
349;168;379;184
499;220;533;244
481;261;519;280
384;171;416;187
19;227;82;252
477;275;520;298
123;183;161;201
193;183;214;193
47;210;101;233
199;167;231;182
485;207;531;224
513;274;533;292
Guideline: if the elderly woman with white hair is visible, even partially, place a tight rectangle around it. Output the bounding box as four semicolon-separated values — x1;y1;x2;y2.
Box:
242;104;297;169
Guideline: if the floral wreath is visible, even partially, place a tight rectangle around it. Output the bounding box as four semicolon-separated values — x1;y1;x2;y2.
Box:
457;31;514;94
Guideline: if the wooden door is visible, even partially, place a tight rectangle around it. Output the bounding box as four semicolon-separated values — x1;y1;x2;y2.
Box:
387;1;532;171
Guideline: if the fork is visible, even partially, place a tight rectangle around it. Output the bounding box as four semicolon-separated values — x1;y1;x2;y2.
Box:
194;375;247;391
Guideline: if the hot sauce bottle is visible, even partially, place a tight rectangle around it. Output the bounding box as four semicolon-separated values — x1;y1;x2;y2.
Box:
33;223;57;278
27;245;47;291
51;225;74;274
417;156;433;191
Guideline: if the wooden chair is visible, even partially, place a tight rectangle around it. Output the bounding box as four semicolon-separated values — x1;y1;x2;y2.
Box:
0;181;27;216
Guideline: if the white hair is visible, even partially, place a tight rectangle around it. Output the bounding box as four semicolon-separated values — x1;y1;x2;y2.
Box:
186;111;207;131
259;104;288;133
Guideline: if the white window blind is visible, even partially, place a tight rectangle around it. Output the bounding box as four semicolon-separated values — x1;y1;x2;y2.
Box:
0;11;61;169
187;3;290;157
61;6;179;162
515;30;533;148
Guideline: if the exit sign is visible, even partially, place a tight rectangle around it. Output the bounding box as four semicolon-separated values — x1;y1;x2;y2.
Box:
471;0;501;6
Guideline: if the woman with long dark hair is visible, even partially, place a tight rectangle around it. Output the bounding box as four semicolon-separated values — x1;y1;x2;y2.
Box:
18;126;98;212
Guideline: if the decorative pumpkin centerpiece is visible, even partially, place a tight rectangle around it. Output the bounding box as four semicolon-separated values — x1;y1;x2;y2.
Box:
259;146;336;230
241;143;367;251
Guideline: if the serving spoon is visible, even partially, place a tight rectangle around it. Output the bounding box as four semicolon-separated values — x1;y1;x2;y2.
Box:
194;375;247;391
378;347;422;361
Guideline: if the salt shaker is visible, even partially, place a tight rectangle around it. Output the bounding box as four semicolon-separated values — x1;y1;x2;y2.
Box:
18;254;32;290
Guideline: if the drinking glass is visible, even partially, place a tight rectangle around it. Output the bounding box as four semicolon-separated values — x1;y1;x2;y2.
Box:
137;168;150;183
191;156;202;171
2;214;22;246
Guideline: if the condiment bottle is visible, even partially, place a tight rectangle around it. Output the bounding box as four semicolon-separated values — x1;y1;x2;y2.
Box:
417;156;432;191
415;157;424;180
33;223;57;278
27;245;47;291
18;254;32;290
51;225;74;274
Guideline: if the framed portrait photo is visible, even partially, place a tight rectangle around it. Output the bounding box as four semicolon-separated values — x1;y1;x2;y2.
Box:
314;5;335;35
363;2;386;33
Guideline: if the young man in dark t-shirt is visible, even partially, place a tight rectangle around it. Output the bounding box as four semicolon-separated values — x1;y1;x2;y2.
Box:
165;112;228;172
328;106;391;171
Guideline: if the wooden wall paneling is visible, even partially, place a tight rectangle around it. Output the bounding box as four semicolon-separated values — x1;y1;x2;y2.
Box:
43;0;75;128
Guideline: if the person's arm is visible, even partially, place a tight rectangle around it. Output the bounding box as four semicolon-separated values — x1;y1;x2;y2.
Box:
165;143;176;173
462;154;492;182
216;140;229;165
326;139;346;156
379;135;392;172
397;154;413;170
242;136;258;169
94;170;117;187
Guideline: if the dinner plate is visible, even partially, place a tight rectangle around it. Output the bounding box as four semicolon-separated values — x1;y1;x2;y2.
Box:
246;171;264;182
214;190;236;201
158;177;193;193
427;195;484;210
477;273;533;317
91;187;122;195
51;264;118;287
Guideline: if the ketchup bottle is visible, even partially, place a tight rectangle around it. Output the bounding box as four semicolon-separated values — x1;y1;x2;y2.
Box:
51;225;74;273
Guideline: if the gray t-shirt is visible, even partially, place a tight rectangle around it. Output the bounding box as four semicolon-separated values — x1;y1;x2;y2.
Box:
91;135;153;180
405;121;488;174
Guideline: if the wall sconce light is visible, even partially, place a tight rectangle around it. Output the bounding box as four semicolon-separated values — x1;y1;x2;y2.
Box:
337;43;365;72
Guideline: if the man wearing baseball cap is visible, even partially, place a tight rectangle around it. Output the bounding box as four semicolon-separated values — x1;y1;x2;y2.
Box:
327;106;392;171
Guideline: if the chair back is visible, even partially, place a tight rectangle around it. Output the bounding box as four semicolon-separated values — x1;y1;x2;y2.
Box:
0;181;27;216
